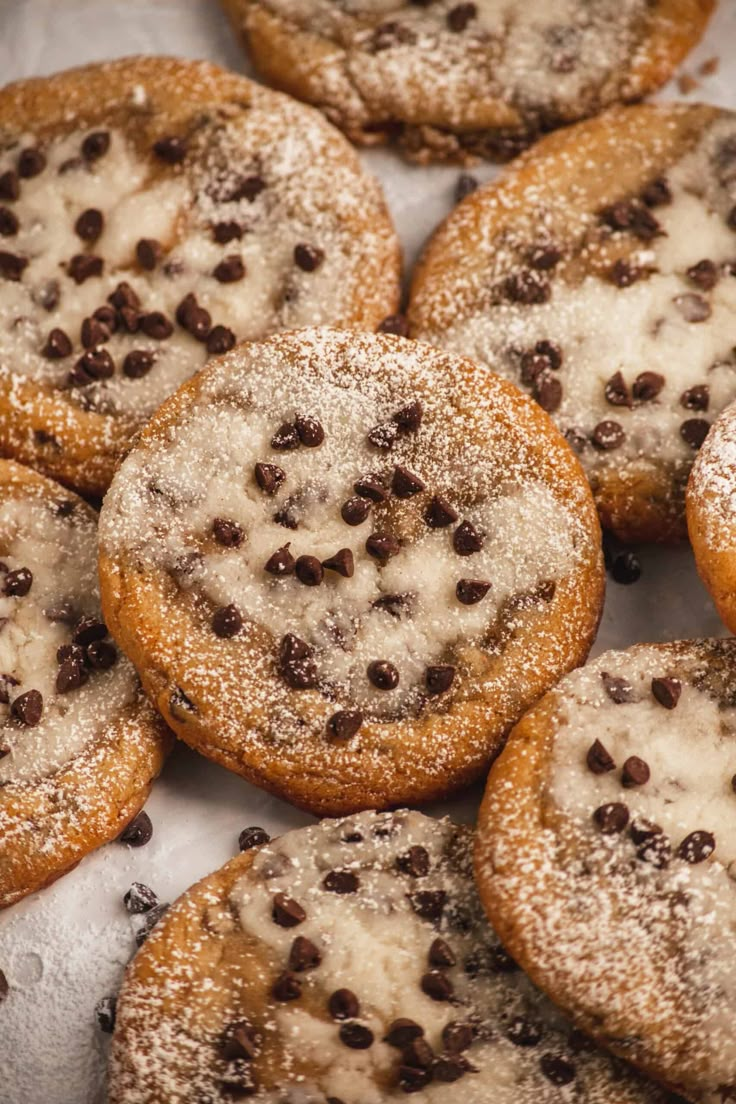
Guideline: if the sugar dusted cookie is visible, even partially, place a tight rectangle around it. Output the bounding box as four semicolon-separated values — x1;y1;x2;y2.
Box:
97;327;603;816
409;103;736;542
109;809;678;1104
0;56;399;497
476;640;736;1104
0;459;170;908
221;0;713;164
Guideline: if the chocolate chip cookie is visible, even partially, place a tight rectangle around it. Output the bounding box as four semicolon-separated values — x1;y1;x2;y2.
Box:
0;459;170;908
476;640;736;1103
409;103;736;541
0;56;400;496
221;0;713;163
97;327;603;815
109;809;679;1103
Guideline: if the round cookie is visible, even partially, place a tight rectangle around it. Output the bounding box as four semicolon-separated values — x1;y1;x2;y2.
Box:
109;809;680;1104
409;103;736;542
220;0;713;164
475;639;736;1103
687;401;736;633
0;57;400;497
0;459;170;909
97;327;603;816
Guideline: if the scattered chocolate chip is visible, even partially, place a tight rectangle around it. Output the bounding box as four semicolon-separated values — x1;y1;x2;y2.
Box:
95;996;116;1034
366;532;400;562
385;1019;424;1048
604;371;632;408
36;279;60;311
591;420;625;450
674;293;711;323
609;259;643;287
593;802;630;834
254;462;285;494
399;1065;432;1092
271;422;299;451
455;173;478;202
120;349;154;380
601;200;661;240
81;131;110;161
339;1022;374;1049
124;882;158;914
394;400;423;433
295;555;323;586
213;221;243;244
238;826;270;852
212;604;243;639
135;238;161;271
426;665;455;696
73;208;103;243
56;656;87;694
528;244;562;270
227;174;266;202
631;371;665;402
453;520;483;556
119;306;140;333
622;756;650;788
455;578;491;606
68;253;103;284
70;347;115;385
324;869;360;894
442;1022;474;1053
328;989;359;1020
0;206;18;236
4;567;32;596
18;147;46;178
213;255;246;283
265;545;296;577
678;830;715;864
322;548;354;578
601;672;635;703
641;177;672;207
354;474;388;503
288;935;322;973
9;687;42;728
207;323;238;356
367;420;400;450
424;496;458;528
327;710;363;740
534;373;562;412
118;811;153;847
367;660;399;690
88;640;118;670
447;1;476;31
0;251;28;281
403;1037;434;1070
429;938;456;967
586;739;615;775
0;170;19;201
294;414;324;447
341;496;371;526
278;633;317;689
152;136;187;163
377;313;409;336
680;384;709;412
294;243;324;272
272;971;301;1002
502;269;550;304
176;293;211;339
421;971;454;1002
651;676;681;709
392;465;425;498
140;311;174;340
408;890;446;922
222;1020;262;1062
81;316;112;349
540;1055;576;1086
687;259;719;291
73;617;107;646
507;1015;543;1047
272;892;306;928
680;418;710;449
397;846;430;878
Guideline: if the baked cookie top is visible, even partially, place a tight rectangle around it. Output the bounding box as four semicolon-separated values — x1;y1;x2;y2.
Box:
0;459;168;908
0;56;400;496
109;809;678;1103
409;103;736;542
222;0;713;162
476;640;736;1104
97;327;603;816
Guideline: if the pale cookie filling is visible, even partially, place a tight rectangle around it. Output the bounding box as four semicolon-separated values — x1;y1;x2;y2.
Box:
420;114;736;488
100;339;576;721
0;97;383;423
0;493;138;784
226;811;662;1103
543;647;736;1095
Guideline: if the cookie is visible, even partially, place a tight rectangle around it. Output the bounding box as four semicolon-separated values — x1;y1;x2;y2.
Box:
0;57;400;497
687;402;736;632
97;327;603;816
409;103;736;542
0;459;170;908
220;0;713;163
475;640;736;1104
109;808;682;1103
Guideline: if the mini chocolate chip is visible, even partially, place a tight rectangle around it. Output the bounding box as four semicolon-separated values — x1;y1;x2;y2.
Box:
687;259;719;291
609;259;643;287
385;1019;424;1047
0;171;19;200
455;173;478;202
447;1;476;31
10;689;42;727
329;989;359;1020
408;890;447;922
42;328;73;359
4;567;32;596
124;882;158;914
279;633;317;689
425;496;458;528
367;660;399;690
74;207;103;242
403;1037;434;1069
502;269;550;304
642;177;672;207
72;617;107;646
456;578;491;605
366;532;400;563
392;465;425;498
604;371;631;408
327;710;363;740
442;1022;474;1053
81;131;110;160
213;255;245;283
18;147;46;178
119;306;140;333
136;238;161;270
601;672;635;703
342;496;371;526
81;317;111;350
222;1020;262;1062
367;420;400;450
540;1055;576;1086
121;349;155;380
56;657;87;694
681;384;709;411
429;938;456;967
226;174;266;202
272;971;301;1001
87;640;118;670
426;665;455;695
622;756;650;787
421;971;454;1002
70;347;115;385
289;935;322;972
636;830;672;868
294;414;324;447
609;549;640;585
68;254;103;284
631;371;665;402
0;251;28;281
294;243;324;271
507;1016;543;1047
399;1065;432;1091
397;846;430;878
272;892;306;928
118;811;153;847
680;418;710;449
586;739;615;774
322;548;354;578
152;136;187;163
651;676;681;709
176;293;211;338
354;474;388;502
528;244;562;270
239;826;270;851
208;325;238;357
674;293;711;323
0;206;18;236
534;373;562;412
324;869;360;893
212;604;243;639
520;351;550;385
95;997;116;1034
108;281;140;310
394;400;423;433
339;1023;374;1049
140;311;174;340
377;313;409;336
57;643;85;666
271;422;299;450
94;304;117;330
592;420;625;450
265;545;295;577
453;520;483;556
295;555;323;586
213;221;243;244
254;462;285;494
593;802;630;834
678;830;715;864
